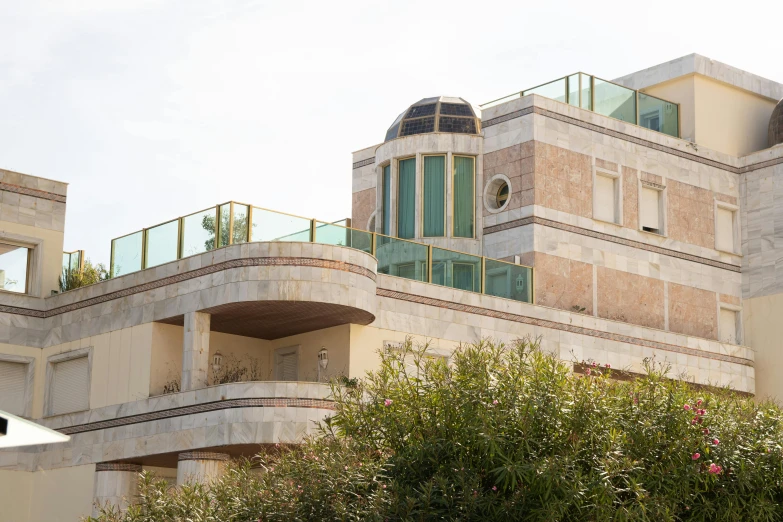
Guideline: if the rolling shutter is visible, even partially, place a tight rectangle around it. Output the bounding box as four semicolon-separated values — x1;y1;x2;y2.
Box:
594;175;616;223
275;351;298;381
641;187;661;232
0;361;27;416
50;356;90;415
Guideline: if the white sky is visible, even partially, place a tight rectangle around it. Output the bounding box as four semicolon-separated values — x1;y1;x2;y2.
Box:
1;0;781;266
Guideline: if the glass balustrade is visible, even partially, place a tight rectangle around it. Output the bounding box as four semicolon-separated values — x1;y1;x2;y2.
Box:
481;72;679;138
108;203;535;305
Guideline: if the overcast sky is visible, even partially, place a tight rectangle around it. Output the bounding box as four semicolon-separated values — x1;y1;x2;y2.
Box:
1;0;781;265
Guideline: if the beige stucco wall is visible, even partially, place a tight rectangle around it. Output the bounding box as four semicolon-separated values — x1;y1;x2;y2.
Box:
642;74;776;156
743;293;783;401
0;464;94;522
268;324;351;382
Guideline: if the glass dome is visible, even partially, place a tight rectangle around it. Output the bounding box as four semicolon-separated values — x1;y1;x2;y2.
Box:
384;97;481;142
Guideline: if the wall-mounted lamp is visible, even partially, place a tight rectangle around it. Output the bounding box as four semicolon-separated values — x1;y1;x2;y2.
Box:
318;347;329;382
212;351;223;374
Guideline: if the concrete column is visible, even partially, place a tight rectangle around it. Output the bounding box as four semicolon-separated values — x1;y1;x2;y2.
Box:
182;311;211;391
176;451;230;485
92;463;142;517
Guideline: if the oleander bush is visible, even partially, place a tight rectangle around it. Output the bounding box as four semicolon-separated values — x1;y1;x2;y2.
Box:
88;338;783;522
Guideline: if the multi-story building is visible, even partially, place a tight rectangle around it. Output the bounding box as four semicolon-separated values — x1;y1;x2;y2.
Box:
1;53;782;520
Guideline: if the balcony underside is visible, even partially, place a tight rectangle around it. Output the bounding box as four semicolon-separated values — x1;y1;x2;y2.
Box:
158;300;375;339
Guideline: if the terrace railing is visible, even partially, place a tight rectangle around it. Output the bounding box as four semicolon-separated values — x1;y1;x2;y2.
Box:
481;72;680;138
110;203;533;304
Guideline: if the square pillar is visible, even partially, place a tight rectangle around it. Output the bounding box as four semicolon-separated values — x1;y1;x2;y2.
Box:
182;311;211;391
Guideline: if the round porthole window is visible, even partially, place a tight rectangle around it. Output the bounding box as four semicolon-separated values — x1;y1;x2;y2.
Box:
483;174;512;213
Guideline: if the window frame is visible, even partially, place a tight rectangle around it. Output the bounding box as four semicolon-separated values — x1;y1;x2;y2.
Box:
421;154;447;238
717;302;742;345
592;167;623;226
396;156;417;239
0;353;35;418
0;238;35;296
452;155;476;239
379;162;392;236
274;345;300;381
44;347;93;417
714;200;740;255
637;179;667;237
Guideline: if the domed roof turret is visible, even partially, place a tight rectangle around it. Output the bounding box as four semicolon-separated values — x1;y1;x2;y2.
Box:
384;97;481;142
770;98;783;148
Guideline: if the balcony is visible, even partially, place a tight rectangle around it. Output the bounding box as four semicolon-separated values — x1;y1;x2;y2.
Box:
108;202;533;305
481;72;680;138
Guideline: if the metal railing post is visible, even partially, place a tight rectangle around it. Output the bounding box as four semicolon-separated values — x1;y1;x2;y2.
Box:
310;219;316;243
427;245;433;283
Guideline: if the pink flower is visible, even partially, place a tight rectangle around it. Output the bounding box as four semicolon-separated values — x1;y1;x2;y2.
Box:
697;409;706;416
684;404;691;411
605;363;611;368
586;369;592;376
696;399;703;406
591;361;597;368
492;486;497;491
692;453;701;460
384;399;393;407
382;484;386;489
703;428;710;435
708;463;722;474
492;399;499;405
713;438;720;445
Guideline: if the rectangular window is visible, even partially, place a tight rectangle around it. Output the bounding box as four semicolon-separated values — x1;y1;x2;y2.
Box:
397;158;416;239
397;262;416;280
0;360;28;416
453;156;475;238
50;356;90;415
0;243;30;294
423;156;445;236
715;206;736;253
640;186;663;234
382;165;391;235
274;346;299;381
594;173;619;224
719;308;738;344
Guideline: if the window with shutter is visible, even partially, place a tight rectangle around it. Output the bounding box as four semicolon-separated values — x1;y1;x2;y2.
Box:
640;186;662;234
715;206;735;252
50;356;90;415
274;347;299;381
0;361;27;416
594;174;618;224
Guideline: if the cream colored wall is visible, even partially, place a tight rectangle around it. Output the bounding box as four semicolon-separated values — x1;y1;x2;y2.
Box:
743;294;783;401
348;324;461;379
0;464;95;522
640;75;696;144
643;74;776;156
0;220;64;297
38;324;153;418
265;324;351;382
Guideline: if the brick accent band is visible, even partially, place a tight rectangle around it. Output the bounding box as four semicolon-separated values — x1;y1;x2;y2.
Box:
0;256;377;319
352;157;375;169
96;463;143;472
178;452;230;462
376;288;753;368
57;397;336;435
483;216;741;273
0;181;67;203
482;104;783;175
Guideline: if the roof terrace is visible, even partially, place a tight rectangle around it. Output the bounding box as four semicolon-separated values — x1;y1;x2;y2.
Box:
482;72;680;138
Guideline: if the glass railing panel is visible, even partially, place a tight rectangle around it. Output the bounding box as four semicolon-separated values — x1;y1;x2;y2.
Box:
579;73;592;110
181;208;217;257
431;247;482;292
145;219;179;268
62;252;70;272
567;74;580;107
594;78;636;124
70;251;81;272
251;207;312;242
315;222;373;254
232;203;250;244
376;234;428;282
638;93;679;138
218;203;231;248
483;258;533;303
523;77;567;104
111;231;143;277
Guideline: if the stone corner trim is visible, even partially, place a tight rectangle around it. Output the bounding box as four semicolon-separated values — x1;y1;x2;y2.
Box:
376;288;752;368
178;452;231;462
483;216;740;273
352;157;375;169
0;181;67;203
96;463;143;472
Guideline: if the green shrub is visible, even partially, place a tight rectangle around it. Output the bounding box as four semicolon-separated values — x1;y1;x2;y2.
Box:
88;339;783;522
59;259;110;292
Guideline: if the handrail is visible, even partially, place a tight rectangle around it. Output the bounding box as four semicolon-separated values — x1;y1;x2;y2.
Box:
110;203;535;304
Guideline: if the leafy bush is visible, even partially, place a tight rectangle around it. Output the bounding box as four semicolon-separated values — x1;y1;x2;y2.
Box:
59;259;110;292
88;339;783;522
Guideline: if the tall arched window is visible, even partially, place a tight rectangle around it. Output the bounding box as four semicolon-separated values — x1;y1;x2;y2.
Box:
453;156;475;238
